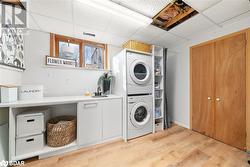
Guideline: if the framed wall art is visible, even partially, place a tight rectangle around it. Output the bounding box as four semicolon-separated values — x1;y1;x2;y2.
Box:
0;26;25;70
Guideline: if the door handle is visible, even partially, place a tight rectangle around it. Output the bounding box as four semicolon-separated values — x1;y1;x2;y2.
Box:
207;97;212;100
83;103;98;108
216;97;221;102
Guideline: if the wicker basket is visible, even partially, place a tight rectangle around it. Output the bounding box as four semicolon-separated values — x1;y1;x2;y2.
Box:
123;40;152;53
47;116;76;147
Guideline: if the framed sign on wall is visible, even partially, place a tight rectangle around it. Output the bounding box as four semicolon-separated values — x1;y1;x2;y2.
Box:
46;56;76;68
0;27;25;70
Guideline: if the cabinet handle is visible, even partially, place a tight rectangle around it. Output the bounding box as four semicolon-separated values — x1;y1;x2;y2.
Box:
27;119;35;122
207;97;212;100
216;98;221;101
26;138;34;142
84;103;98;108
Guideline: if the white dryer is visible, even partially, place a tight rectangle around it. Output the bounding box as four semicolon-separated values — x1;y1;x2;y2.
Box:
126;52;152;95
127;95;153;139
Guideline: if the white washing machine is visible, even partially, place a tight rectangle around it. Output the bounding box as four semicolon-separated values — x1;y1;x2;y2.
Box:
127;95;153;139
126;52;152;95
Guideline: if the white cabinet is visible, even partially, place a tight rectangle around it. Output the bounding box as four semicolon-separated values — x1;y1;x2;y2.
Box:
77;98;122;146
78;101;102;146
4;95;122;161
102;99;122;141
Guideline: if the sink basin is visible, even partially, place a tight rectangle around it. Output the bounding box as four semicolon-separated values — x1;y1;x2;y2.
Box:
92;95;108;98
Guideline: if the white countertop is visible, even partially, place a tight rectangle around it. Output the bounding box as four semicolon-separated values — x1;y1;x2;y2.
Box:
0;95;122;108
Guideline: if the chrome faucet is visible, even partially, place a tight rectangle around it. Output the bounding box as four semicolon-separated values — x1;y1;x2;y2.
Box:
97;86;102;96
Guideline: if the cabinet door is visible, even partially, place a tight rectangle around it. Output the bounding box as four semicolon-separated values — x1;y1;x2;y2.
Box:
214;33;246;150
191;43;215;137
102;99;122;140
78;101;102;146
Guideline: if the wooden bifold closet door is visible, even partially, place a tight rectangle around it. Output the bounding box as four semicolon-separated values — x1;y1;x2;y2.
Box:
191;43;215;137
214;34;246;150
191;33;246;150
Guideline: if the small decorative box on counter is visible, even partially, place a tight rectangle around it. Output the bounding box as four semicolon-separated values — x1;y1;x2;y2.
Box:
0;85;18;103
19;85;44;100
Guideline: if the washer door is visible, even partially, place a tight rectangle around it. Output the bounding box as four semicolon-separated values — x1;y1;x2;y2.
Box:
130;60;151;85
130;102;151;128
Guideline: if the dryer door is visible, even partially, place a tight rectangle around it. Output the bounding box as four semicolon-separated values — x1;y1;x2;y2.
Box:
130;102;151;128
130;60;151;85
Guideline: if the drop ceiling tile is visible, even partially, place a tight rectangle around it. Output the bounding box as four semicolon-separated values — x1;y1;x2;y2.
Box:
220;10;250;27
28;0;73;23
73;0;112;32
130;25;165;43
203;0;250;24
105;15;142;37
169;14;215;39
150;38;168;47
183;0;222;11
151;32;187;48
101;33;128;46
31;13;74;36
111;0;171;18
130;34;153;44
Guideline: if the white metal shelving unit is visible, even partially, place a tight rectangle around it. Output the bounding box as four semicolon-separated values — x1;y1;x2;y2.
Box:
152;46;165;132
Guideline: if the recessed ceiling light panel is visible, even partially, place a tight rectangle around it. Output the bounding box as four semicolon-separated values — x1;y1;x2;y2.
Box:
77;0;152;26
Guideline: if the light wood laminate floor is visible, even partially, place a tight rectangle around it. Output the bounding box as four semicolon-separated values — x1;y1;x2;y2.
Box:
24;125;248;167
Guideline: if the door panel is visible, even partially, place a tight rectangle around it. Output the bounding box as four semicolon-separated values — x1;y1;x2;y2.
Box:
215;33;246;150
191;43;215;137
102;99;122;140
78;101;102;146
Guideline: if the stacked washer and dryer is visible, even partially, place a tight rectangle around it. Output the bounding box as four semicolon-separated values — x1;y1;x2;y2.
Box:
112;50;153;141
